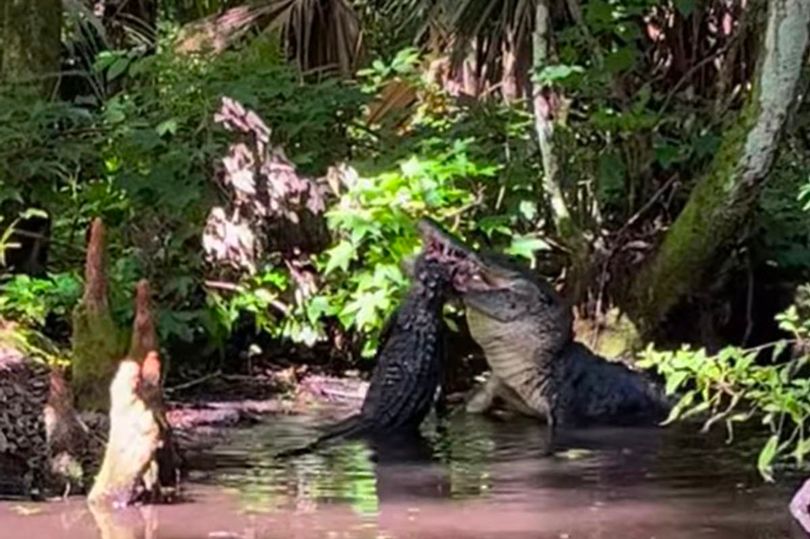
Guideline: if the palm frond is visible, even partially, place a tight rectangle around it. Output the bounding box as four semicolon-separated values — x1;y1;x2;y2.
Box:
176;0;362;77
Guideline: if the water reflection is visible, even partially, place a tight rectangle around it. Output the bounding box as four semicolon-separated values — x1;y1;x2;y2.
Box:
0;412;804;538
89;504;158;539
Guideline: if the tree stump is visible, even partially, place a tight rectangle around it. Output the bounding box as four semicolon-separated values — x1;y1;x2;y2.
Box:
72;218;124;411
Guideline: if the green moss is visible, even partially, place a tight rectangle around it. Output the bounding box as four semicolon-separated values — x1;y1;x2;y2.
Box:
627;6;773;334
2;0;62;93
71;303;125;411
576;309;641;359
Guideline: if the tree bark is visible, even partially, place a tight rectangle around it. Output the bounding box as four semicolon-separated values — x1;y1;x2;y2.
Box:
531;0;590;303
0;2;5;72
1;0;62;94
627;0;810;335
532;0;570;235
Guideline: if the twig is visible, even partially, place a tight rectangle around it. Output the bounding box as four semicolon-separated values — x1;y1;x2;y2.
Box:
591;173;678;325
616;173;679;239
204;280;241;292
700;392;742;434
742;251;755;346
658;38;737;116
165;371;222;394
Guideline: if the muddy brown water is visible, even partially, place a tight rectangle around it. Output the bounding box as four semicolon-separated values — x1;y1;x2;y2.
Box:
0;412;804;538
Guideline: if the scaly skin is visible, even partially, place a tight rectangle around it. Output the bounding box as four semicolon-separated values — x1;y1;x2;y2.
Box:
277;248;458;457
419;220;669;428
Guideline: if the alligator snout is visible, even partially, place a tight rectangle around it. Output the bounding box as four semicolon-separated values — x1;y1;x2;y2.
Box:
417;217;513;293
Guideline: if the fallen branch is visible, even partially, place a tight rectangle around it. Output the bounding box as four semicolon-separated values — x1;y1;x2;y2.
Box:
164;371;223;395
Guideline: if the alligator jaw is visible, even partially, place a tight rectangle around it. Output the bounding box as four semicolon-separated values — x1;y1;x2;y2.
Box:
416;218;513;292
417;218;477;261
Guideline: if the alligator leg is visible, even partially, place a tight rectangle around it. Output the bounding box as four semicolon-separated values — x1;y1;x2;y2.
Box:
465;375;501;414
466;375;550;421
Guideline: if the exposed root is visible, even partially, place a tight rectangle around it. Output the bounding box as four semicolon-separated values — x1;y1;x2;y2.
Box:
128;280;158;363
88;355;172;507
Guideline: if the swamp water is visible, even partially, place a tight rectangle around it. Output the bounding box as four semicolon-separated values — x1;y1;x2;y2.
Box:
0;413;803;538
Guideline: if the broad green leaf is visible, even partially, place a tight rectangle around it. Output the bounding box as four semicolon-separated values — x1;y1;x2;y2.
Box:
107;57;131;81
665;370;688;395
324;240;357;275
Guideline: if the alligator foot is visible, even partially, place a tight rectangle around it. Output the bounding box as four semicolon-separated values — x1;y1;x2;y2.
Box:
466;375;551;423
465;376;501;414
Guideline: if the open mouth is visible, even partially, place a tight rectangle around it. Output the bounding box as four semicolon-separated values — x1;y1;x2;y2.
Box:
417;218;504;292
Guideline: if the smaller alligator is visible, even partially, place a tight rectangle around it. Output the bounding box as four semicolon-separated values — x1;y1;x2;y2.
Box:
421;220;670;429
277;220;475;456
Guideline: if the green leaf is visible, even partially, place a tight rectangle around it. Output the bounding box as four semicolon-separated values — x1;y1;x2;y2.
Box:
655;142;681;169
19;208;48;220
533;64;584;85
794;437;810;465
605;47;637;74
757;435;779;482
505;234;551;261
107;57;131;81
518;200;537;222
661;390;695;425
675;0;696;16
324;240;357;275
665;370;688;395
156;119;178;137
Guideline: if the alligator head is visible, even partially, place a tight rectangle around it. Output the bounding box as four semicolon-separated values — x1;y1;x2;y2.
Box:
416;218;572;354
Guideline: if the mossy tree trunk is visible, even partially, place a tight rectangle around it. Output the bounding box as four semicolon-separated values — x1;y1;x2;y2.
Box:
626;0;810;336
0;3;5;72
72;218;124;412
1;0;62;94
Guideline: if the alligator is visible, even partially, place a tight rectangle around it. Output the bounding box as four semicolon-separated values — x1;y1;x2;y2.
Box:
277;222;477;456
420;219;670;429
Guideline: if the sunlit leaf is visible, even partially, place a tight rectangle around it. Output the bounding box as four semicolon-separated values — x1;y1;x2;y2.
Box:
324;240;357;275
757;435;779;482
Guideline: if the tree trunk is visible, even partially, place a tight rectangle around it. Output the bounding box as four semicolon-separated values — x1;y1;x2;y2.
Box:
627;0;810;336
0;2;5;72
531;0;590;303
1;0;62;94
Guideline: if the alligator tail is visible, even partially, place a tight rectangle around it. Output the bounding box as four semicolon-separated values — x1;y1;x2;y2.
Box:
274;414;370;458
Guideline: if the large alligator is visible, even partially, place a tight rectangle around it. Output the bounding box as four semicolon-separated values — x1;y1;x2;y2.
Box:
421;220;670;428
277;221;476;456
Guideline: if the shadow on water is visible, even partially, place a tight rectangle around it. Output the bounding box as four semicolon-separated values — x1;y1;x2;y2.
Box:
0;411;807;538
